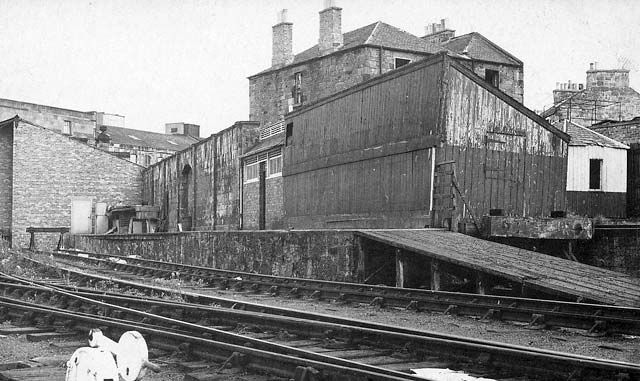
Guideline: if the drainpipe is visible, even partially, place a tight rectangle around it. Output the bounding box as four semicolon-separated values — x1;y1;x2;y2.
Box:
378;46;383;75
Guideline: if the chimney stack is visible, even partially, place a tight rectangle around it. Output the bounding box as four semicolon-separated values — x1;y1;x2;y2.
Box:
421;18;455;45
318;0;343;55
272;9;293;68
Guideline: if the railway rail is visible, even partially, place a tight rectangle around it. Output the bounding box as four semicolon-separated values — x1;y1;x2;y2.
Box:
49;248;640;336
2;271;640;381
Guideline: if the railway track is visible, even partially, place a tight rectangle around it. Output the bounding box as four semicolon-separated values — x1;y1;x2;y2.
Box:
2;271;640;381
49;248;640;336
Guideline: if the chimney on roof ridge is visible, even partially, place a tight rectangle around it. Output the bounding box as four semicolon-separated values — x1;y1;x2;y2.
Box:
272;9;294;68
318;0;343;56
421;18;455;45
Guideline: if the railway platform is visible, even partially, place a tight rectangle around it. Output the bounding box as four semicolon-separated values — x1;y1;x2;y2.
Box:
358;229;640;307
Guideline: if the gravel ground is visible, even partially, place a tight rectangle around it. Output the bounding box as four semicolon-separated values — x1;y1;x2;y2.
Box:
0;246;638;380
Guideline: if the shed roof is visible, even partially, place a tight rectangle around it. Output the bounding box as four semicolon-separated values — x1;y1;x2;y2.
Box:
102;126;199;151
560;120;629;149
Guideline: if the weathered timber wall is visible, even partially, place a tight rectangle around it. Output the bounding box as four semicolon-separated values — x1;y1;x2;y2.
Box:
71;230;364;282
440;62;568;223
283;57;444;228
143;121;260;232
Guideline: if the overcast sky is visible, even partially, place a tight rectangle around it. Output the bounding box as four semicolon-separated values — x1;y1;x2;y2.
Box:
0;0;638;137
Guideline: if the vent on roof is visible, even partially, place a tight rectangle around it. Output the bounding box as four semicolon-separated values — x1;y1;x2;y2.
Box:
260;120;285;140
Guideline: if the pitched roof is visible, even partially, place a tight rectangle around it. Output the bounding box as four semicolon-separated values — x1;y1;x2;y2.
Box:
242;135;284;158
252;21;440;77
442;32;522;66
102;126;199;151
559;120;629;149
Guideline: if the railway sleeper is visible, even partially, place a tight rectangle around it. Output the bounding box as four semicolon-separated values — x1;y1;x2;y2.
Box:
481;308;503;321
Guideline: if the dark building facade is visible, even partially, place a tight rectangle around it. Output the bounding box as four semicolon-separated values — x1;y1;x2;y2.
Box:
283;54;568;229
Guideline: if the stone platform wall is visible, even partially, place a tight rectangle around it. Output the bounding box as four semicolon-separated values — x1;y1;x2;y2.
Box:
70;230;363;282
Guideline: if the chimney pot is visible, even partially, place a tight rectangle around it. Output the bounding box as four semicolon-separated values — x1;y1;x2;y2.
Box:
556;82;560;89
589;62;594;70
594;61;598;70
277;9;288;23
579;83;584;90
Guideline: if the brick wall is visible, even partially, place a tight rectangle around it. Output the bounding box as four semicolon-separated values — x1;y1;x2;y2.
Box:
0;99;96;137
242;176;284;230
71;230;364;282
0;123;13;237
11;120;143;248
249;47;428;125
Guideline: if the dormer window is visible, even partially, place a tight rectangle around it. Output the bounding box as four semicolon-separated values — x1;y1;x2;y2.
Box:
394;58;411;69
485;69;499;88
62;120;72;135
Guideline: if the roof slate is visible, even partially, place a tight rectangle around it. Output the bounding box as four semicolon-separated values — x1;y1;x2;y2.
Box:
103;126;199;151
559;120;629;149
253;21;440;77
442;32;522;66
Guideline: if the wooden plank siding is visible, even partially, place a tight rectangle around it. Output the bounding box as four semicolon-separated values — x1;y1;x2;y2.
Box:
283;57;444;228
283;53;569;229
439;61;568;225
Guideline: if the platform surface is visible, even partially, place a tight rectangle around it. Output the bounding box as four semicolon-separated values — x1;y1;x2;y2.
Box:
358;229;640;307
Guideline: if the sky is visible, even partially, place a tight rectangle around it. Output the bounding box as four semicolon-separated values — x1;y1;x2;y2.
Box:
0;0;638;137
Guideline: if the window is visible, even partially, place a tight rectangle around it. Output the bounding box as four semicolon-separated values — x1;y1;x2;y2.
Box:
170;127;178;133
285;122;293;146
394;58;411;69
589;159;603;190
485;69;499;87
292;72;303;105
62;120;72;135
268;155;282;176
245;162;259;182
244;147;283;182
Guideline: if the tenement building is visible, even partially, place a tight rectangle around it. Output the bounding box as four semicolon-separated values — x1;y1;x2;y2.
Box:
248;3;525;128
242;2;526;229
543;62;640;126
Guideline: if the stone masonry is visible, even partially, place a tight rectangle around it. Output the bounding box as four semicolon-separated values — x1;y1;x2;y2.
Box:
9;119;143;248
249;46;427;126
0;98;96;138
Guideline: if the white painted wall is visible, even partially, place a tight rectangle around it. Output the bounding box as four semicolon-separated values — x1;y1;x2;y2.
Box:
566;146;627;192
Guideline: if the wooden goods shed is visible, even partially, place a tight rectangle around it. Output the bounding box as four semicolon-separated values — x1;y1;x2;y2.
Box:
283;53;570;229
